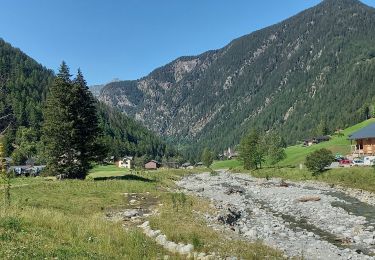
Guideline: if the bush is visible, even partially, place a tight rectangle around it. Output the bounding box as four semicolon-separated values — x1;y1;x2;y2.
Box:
305;148;334;175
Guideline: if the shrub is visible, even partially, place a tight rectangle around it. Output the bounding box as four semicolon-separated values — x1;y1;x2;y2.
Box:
305;148;334;175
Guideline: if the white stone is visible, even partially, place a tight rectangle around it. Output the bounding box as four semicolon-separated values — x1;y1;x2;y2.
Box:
244;229;257;239
155;234;167;245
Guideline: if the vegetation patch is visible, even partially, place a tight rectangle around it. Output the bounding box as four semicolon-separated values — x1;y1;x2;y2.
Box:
247;167;375;193
0;166;281;258
149;193;283;259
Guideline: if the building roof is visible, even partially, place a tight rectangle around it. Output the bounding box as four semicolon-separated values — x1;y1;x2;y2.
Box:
348;123;375;140
151;160;161;164
181;163;191;167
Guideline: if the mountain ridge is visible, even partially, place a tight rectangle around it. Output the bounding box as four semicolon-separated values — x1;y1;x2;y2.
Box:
99;0;375;158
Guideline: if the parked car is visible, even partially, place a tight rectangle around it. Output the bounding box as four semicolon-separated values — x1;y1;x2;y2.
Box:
363;156;375;166
351;159;364;167
339;159;352;167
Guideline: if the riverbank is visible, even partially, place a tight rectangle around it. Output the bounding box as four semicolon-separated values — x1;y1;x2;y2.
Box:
177;171;375;259
233;167;375;193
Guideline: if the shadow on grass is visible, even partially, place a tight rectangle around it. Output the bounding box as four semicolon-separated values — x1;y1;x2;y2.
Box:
93;174;155;182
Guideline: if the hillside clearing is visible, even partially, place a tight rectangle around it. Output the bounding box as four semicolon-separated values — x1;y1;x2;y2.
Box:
213;119;375;170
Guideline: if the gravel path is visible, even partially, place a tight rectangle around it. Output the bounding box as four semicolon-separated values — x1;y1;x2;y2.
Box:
177;171;375;260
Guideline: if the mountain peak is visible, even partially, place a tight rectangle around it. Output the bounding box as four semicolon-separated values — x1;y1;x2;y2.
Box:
320;0;364;8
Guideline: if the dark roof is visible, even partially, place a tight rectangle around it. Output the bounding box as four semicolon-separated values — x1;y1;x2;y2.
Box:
349;123;375;140
181;163;191;167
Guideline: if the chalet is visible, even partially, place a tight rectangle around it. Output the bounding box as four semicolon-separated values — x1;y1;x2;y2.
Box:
145;160;161;170
117;156;133;169
303;136;330;146
349;123;375;156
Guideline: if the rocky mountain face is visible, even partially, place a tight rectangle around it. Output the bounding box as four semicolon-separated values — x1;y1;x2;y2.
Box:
89;84;105;98
99;0;375;156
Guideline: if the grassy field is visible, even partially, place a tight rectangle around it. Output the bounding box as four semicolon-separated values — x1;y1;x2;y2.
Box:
0;166;282;259
213;119;375;169
237;166;375;193
88;164;130;178
211;159;242;170
280;118;375;166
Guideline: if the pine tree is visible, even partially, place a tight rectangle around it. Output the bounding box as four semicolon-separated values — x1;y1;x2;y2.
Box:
42;62;101;179
71;69;102;177
42;62;76;177
316;119;329;136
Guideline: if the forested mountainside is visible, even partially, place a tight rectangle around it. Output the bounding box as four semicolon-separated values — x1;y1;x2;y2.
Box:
99;0;375;158
0;38;54;153
0;38;172;162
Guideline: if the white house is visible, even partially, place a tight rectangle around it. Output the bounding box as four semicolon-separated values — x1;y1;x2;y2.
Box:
117;156;133;169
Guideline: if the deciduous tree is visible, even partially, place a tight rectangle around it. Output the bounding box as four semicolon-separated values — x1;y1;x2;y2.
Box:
201;148;213;169
239;129;265;170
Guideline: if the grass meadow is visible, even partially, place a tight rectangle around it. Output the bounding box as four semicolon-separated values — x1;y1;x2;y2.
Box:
0;166;282;259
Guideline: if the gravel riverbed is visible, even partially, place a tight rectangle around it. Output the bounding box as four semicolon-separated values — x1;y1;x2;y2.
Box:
177;171;375;260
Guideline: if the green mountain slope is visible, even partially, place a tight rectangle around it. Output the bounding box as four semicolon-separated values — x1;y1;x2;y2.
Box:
99;0;375;158
281;118;375;166
212;118;375;169
0;39;172;160
0;39;54;132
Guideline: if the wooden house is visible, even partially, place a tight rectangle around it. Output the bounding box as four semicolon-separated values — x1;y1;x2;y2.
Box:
349;123;375;155
303;136;330;146
145;160;161;170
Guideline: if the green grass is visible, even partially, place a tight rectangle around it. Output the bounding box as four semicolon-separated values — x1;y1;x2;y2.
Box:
0;175;166;259
88;164;130;178
281;118;375;166
218;119;375;169
244;167;375;193
211;159;242;170
149;194;283;259
0;165;281;259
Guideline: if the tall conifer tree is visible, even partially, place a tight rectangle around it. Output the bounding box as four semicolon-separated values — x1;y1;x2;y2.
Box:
42;62;100;179
71;69;101;177
43;62;75;177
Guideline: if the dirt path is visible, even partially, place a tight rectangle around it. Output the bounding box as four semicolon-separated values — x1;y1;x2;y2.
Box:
177;171;375;260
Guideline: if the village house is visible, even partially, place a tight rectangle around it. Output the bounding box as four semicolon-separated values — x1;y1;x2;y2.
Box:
145;160;161;170
349;123;375;156
303;136;331;147
117;156;133;169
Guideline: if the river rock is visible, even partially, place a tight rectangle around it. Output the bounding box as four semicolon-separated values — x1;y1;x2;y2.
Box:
244;229;258;239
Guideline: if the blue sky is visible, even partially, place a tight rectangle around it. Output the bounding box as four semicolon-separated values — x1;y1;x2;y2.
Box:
0;0;374;85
